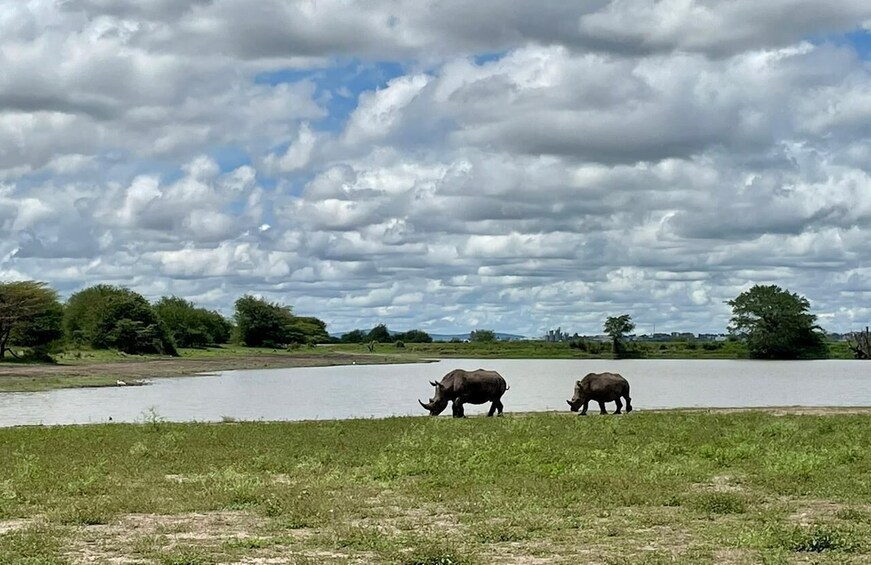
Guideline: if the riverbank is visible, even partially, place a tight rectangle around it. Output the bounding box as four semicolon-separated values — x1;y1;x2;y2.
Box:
1;411;869;564
0;347;422;393
0;339;858;393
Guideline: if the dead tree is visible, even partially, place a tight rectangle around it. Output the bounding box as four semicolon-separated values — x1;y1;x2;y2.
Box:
847;327;871;359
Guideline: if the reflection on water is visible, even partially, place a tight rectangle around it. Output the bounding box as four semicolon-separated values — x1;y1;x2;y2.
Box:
0;358;869;426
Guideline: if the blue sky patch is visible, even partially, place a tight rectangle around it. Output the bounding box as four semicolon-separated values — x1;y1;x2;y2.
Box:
845;29;871;59
255;59;407;132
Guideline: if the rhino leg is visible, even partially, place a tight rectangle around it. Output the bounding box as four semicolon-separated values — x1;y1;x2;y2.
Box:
579;400;589;416
625;395;633;413
597;401;608;415
488;399;504;417
452;400;465;418
614;397;623;414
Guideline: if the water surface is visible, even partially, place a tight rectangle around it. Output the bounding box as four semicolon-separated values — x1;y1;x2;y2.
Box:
0;359;868;427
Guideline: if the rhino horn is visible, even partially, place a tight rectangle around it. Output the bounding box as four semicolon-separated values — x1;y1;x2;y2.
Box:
419;399;430;410
566;400;572;406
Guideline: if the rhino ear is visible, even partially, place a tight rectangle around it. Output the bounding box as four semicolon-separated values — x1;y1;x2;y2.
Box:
436;382;445;389
576;380;582;386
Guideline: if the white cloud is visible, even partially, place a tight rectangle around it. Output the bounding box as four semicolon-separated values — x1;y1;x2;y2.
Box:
343;74;431;144
2;1;871;336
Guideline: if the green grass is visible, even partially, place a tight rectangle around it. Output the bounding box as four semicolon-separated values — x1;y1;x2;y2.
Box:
330;339;856;360
1;412;870;563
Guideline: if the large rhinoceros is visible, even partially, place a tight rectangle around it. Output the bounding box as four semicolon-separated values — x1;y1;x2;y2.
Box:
419;369;509;418
567;372;633;415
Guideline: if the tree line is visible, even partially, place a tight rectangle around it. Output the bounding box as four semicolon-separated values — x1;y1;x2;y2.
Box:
2;280;868;362
0;281;343;360
603;284;863;360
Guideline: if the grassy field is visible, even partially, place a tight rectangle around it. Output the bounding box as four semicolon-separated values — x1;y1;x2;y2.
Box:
1;411;870;564
334;339;855;360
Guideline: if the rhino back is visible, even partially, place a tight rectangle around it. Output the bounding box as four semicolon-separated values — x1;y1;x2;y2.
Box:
445;369;507;398
580;372;629;399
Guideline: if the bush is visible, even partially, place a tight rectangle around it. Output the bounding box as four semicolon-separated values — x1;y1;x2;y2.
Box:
65;285;177;355
154;296;232;348
234;296;329;347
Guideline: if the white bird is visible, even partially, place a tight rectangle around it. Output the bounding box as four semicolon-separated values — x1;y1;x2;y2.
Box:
116;380;126;386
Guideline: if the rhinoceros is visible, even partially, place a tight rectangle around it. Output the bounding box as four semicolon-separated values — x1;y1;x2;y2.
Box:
419;369;509;418
567;372;633;415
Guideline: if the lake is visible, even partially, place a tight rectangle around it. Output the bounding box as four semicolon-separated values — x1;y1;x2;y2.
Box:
0;359;869;427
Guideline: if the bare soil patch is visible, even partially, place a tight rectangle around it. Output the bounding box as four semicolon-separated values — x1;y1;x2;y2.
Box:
0;519;29;534
0;352;407;383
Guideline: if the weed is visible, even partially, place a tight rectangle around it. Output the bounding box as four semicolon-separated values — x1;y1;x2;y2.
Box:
689;492;747;515
780;523;864;553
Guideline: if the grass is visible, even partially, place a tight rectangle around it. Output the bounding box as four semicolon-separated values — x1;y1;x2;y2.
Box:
0;411;870;563
330;339;855;360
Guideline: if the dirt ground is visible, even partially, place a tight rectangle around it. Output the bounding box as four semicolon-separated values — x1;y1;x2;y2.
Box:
0;352;409;382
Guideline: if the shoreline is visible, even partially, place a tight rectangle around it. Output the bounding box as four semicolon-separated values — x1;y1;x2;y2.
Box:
2;406;869;431
0;350;427;393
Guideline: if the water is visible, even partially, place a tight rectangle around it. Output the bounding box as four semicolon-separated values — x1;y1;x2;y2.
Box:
0;359;869;427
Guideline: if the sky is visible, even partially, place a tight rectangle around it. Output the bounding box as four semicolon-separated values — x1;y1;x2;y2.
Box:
2;1;871;338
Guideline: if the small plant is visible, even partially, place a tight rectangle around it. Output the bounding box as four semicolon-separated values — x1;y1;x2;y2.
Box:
401;547;476;565
689;492;747;515
141;407;167;431
781;524;863;553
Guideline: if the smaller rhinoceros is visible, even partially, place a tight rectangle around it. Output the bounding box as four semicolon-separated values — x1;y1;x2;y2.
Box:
419;369;509;418
567;372;632;415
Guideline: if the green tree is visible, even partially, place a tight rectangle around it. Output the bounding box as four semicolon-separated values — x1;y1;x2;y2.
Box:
287;316;330;345
64;285;177;355
234;296;330;347
234;295;294;347
470;329;496;343
395;329;433;343
727;284;827;359
604;314;635;356
367;323;391;343
154;296;232;348
339;329;367;343
0;281;64;359
200;310;233;344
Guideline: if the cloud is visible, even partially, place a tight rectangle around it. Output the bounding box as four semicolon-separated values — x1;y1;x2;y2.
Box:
2;1;871;336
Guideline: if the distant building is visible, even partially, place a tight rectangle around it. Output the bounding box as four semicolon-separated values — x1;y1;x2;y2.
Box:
544;328;585;342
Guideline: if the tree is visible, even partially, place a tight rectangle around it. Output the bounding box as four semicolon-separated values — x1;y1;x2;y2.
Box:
234;295;330;347
847;327;871;359
65;285;177;355
339;329;367;344
154;296;232;348
287;316;330;345
395;329;433;343
0;281;64;359
727;284;827;359
234;295;294;347
470;329;496;343
604;314;635;357
367;323;391;343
